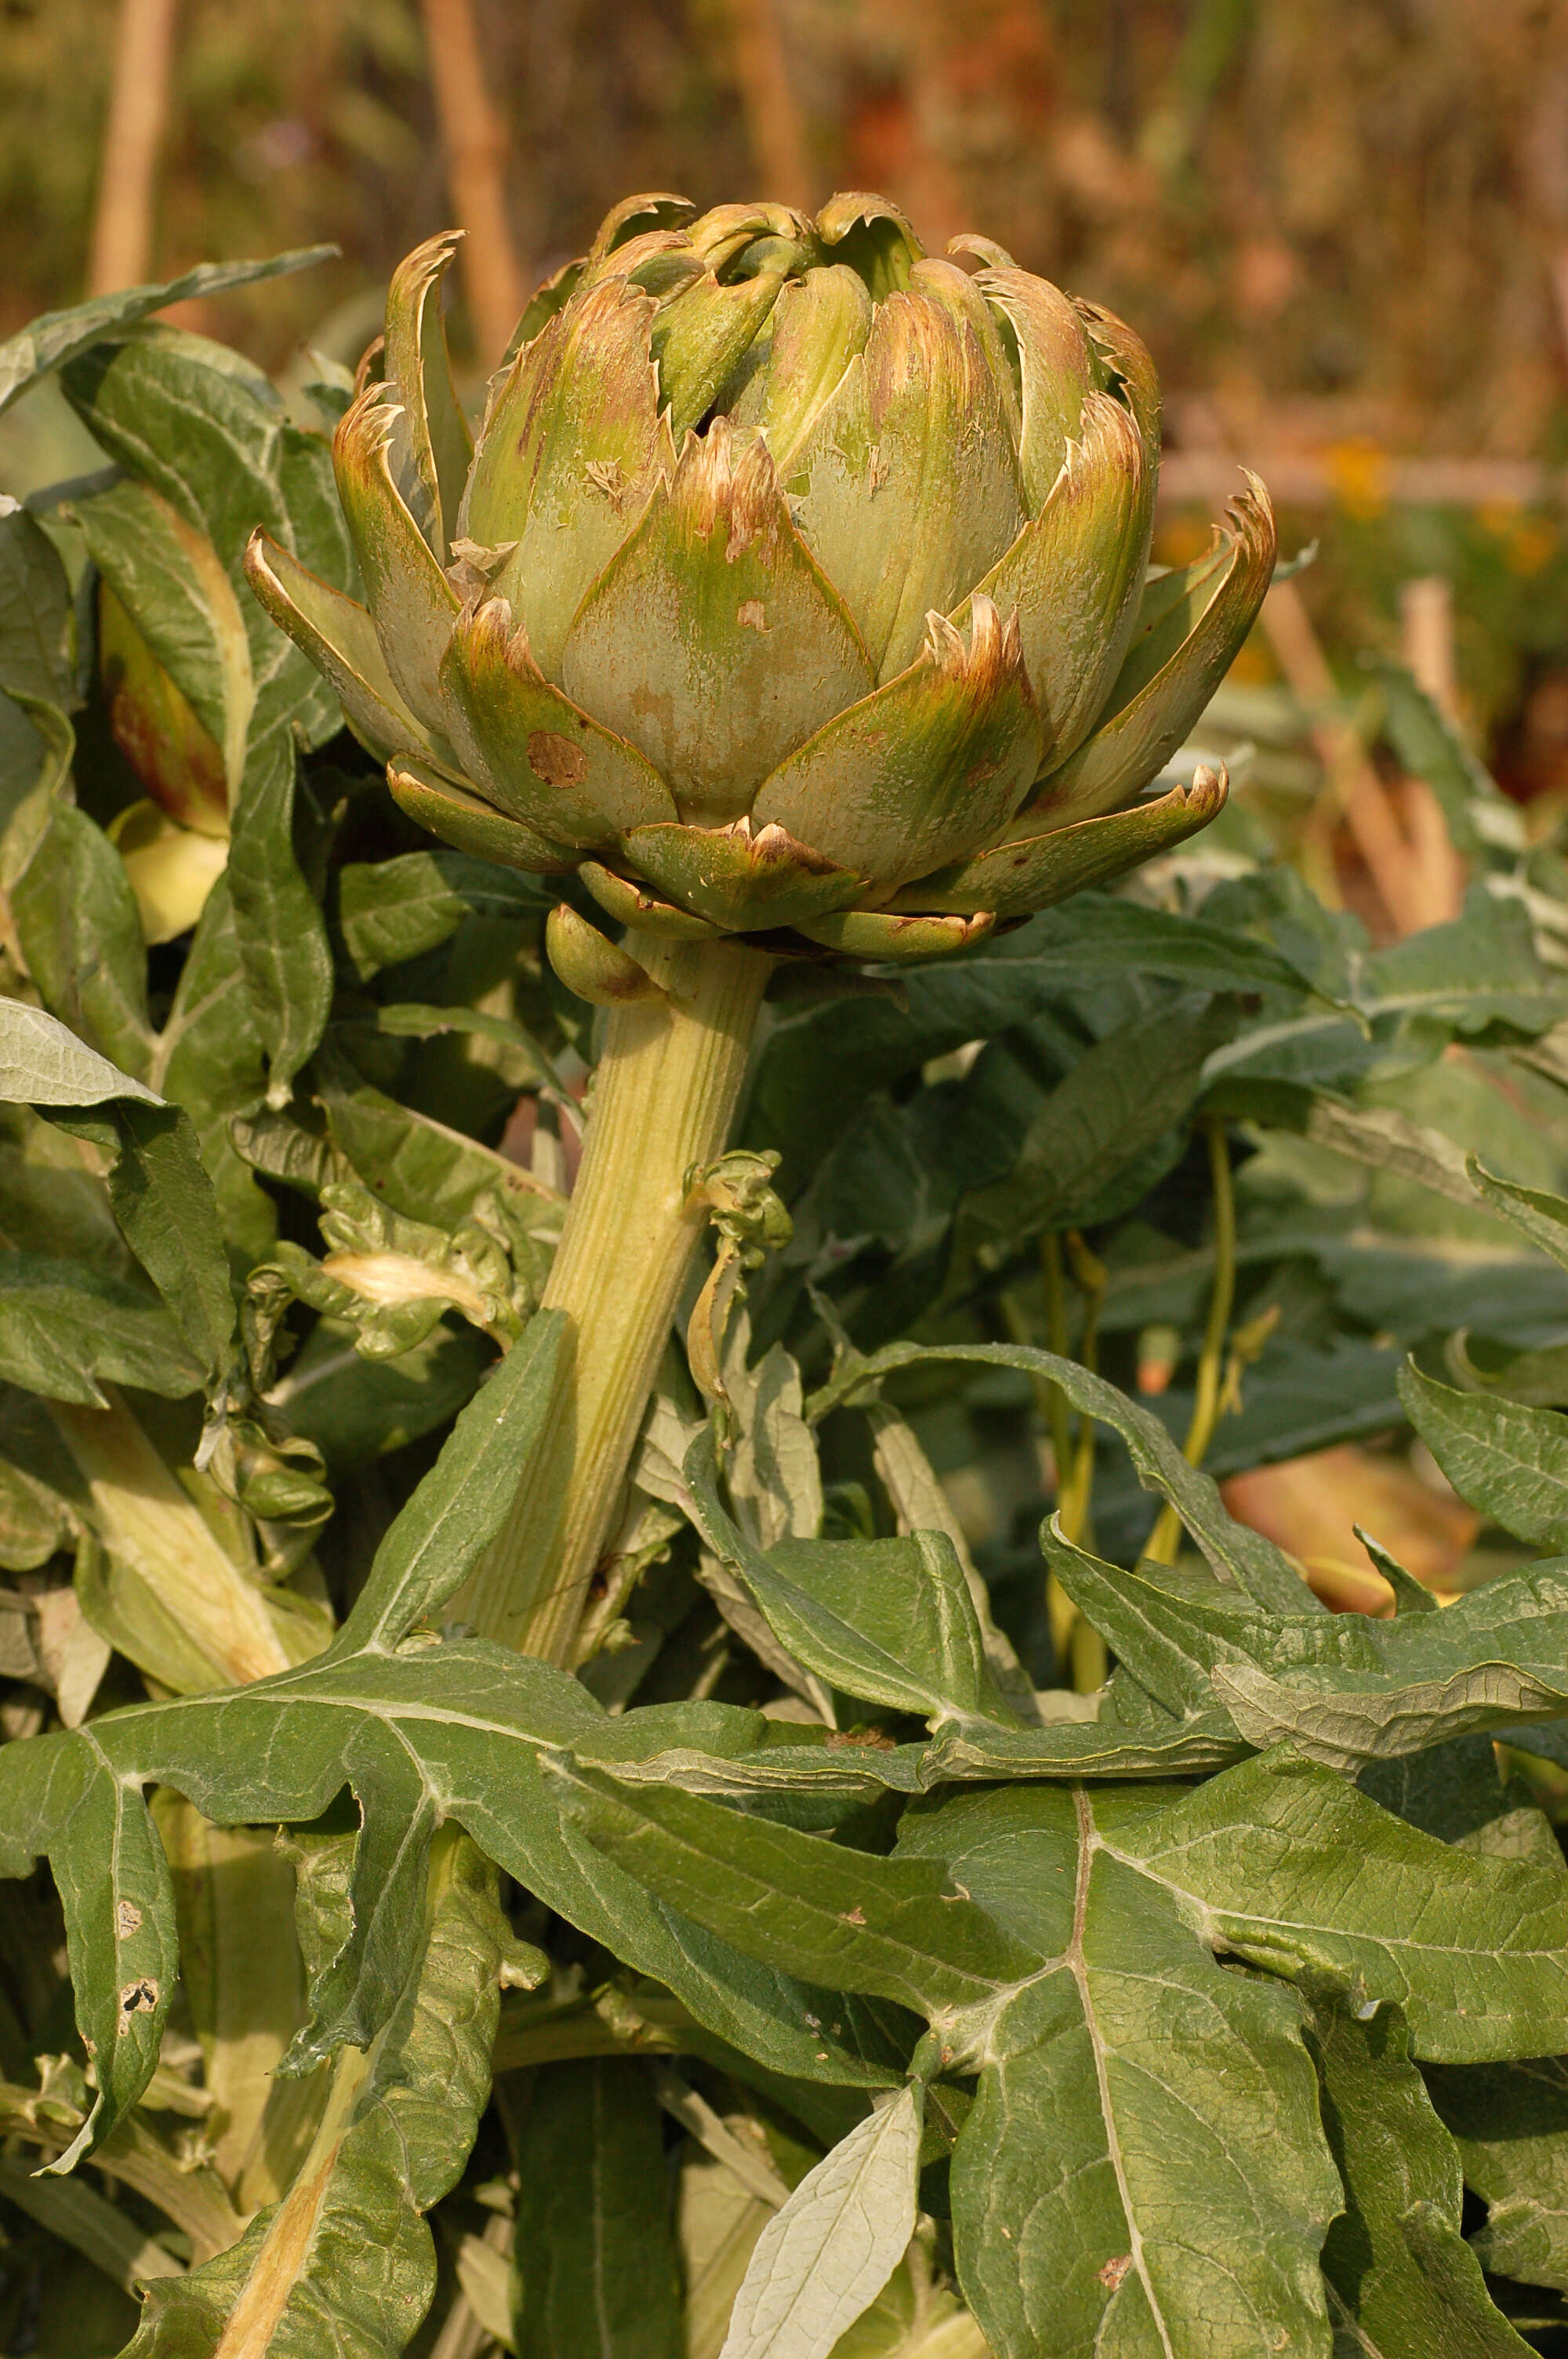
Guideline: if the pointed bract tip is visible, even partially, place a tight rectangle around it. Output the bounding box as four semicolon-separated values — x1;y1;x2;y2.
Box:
947;233;1016;270
923;593;1022;684
588;192;696;263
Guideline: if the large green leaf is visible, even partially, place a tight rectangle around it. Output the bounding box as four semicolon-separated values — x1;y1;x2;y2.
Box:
954;990;1237;1253
1355;887;1563;1037
808;1339;1311;1615
749;893;1323;1190
510;2059;682;2359
0;500;75;711
152;874;275;1258
0;999;158;1107
0;1336;907;2136
561;1750;1568;2357
719;2085;923;2359
1468;1158;1568;1270
49;1100;235;1383
70;475;254;792
318;1061;563;1237
1370;660;1502;867
336;849;550;980
1046;1525;1568;1772
226;740;333;1108
681;1432;1014;1728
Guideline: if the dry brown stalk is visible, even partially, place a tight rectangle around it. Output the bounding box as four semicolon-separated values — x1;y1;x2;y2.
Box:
721;0;815;210
87;0;180;294
1261;575;1430;939
1158;449;1566;511
1395;575;1467;927
419;0;527;366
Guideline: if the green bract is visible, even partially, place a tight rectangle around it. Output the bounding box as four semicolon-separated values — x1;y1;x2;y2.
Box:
246;194;1275;961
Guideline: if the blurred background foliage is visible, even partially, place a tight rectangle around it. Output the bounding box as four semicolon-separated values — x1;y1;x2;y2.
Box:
2;0;1568;771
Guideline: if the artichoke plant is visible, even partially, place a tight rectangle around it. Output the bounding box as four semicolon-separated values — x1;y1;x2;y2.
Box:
246;189;1273;967
244;191;1276;1665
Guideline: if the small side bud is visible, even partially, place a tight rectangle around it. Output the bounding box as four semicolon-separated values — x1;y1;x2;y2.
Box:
546;903;666;1007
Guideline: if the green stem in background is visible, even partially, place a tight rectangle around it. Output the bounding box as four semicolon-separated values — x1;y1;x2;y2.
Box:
1058;1233;1109;1692
1145;1114;1236;1565
452;929;774;1665
1017;1234;1108;1693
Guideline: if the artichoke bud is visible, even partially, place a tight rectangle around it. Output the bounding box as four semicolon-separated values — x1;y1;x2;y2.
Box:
98;581;230;835
247;188;1274;969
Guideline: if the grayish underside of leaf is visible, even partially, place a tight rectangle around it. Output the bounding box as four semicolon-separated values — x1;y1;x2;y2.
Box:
719;2087;922;2359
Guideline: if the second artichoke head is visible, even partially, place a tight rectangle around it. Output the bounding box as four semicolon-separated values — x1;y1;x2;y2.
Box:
247;191;1275;962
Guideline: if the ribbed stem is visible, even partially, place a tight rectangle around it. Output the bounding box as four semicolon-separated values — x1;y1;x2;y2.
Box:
453;929;773;1663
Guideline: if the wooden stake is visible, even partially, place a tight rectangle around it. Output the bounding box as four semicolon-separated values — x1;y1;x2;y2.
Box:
1261;574;1438;938
1396;575;1466;927
419;0;527;366
87;0;180;294
722;0;815;209
1399;576;1457;718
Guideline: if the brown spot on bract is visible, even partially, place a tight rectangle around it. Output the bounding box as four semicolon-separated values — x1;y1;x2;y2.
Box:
117;1979;158;2034
737;599;768;631
841;1906;866;1925
1098;2255;1133;2292
528;729;590;787
115;1901;142;1939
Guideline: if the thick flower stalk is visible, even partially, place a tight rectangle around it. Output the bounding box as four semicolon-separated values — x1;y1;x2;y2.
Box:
245;189;1276;1659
